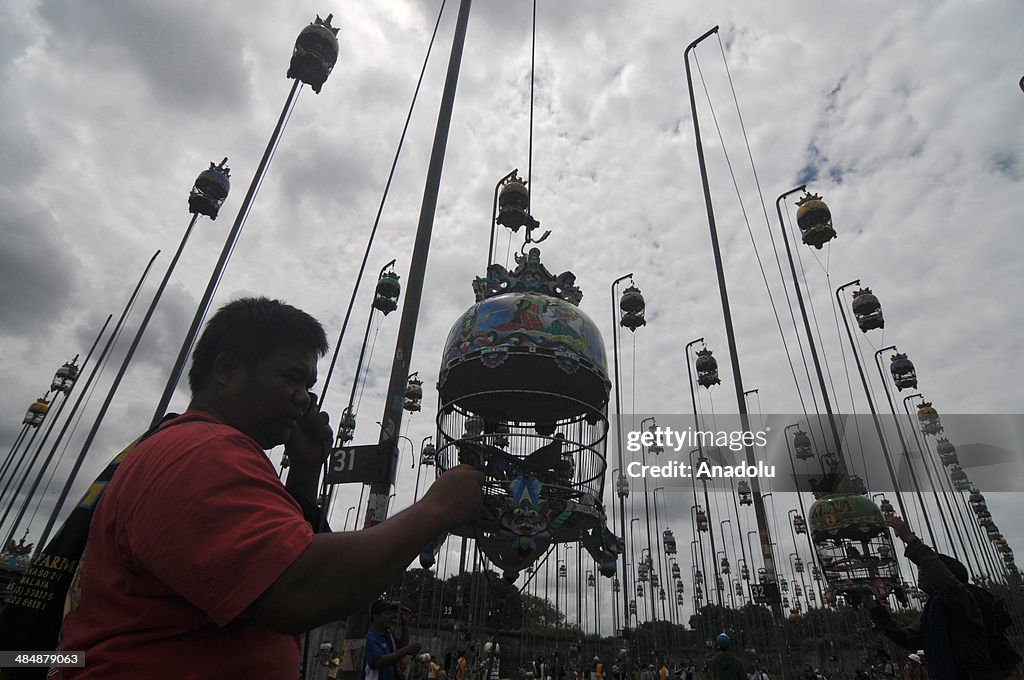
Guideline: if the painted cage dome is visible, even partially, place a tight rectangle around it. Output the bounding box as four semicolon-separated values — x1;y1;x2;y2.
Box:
809;492;886;541
439;248;609;423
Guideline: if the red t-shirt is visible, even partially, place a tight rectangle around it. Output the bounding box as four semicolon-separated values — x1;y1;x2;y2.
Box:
54;411;313;679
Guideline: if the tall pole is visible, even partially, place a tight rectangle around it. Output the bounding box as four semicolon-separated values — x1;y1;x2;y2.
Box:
611;273;634;641
684;340;720;607
338;3;472;678
152;80;302;426
320;259;398;526
3;323;109;544
638;417;657;623
834;280;911;517
873;346;936;545
0;390;71;532
37;251;161;549
901;394;976;567
70;209;206;507
683;27;782;621
775;187;847;464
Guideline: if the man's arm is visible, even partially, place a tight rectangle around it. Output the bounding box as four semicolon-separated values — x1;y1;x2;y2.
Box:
372;643;423;670
245;465;483;633
887;516;982;624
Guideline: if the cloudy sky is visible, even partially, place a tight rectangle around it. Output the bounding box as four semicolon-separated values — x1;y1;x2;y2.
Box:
2;0;1023;632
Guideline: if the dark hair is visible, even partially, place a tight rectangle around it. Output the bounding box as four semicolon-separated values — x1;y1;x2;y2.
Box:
188;297;328;393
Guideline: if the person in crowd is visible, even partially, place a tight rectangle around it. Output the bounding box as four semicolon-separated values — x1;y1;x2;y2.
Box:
710;634;746;680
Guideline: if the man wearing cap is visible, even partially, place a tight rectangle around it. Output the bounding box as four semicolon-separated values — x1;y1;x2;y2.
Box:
865;516;1019;680
711;634;746;680
363;601;421;680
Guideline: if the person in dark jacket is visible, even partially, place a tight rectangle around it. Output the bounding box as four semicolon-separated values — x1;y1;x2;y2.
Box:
865;516;1015;680
711;633;746;680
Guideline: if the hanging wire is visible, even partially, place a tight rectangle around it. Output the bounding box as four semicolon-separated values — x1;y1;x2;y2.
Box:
354;316;383;415
782;206;859;458
692;51;822;440
827;277;873;484
319;0;448;405
208;86;303;311
26;356;110;533
527;0;537;197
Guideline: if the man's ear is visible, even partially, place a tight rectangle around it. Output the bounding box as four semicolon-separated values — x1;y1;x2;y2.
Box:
211;351;245;391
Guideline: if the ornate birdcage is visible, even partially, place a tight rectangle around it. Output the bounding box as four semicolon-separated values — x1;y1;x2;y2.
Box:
889;353;918;391
287;14;340;94
663;529;677;555
188;158;231;219
793;514;807;534
497;174;531;232
374;270;401;314
694;348;721;388
740;564;750;581
420;441;437;466
696;509;709;532
618;285;646;332
793;430;813;460
338;407;356;444
404;373;423;412
917;401;943;436
50;361;80;394
737;481;752;505
647;423;664;455
720;557;730;575
937;438;959;466
795;192;836;249
851;288;884;332
949;466;971;491
432;247;620;581
587;572;596;587
809;492;901;605
671;562;681;580
22;397;49;427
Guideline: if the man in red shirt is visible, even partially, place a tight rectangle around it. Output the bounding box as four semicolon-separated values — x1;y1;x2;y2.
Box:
54;297;483;678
